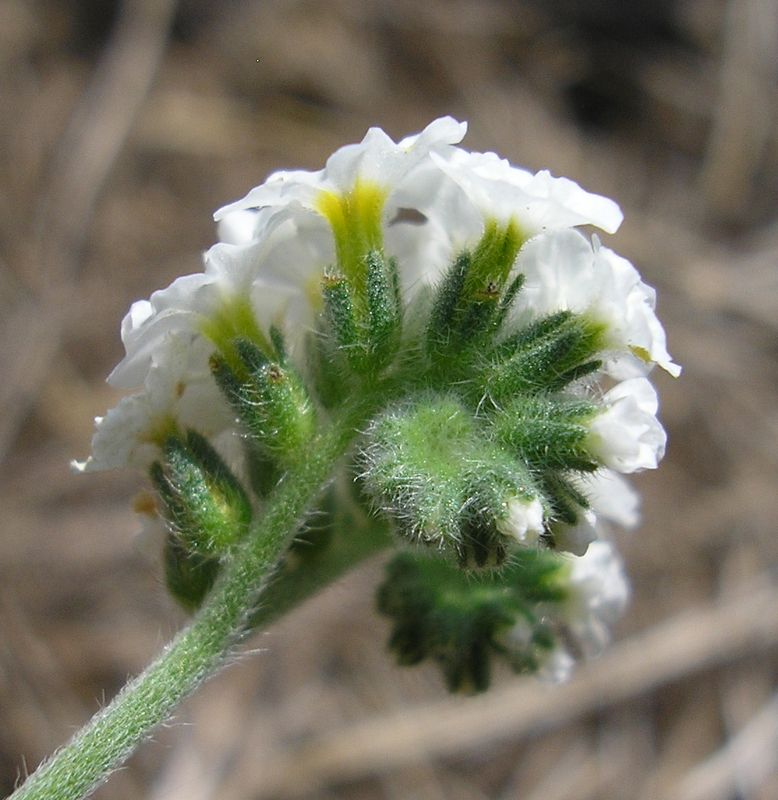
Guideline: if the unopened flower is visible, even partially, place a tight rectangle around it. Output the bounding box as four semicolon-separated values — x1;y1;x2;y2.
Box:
496;496;545;546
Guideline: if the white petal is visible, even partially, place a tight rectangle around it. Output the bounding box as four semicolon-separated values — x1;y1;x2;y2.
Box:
496;496;545;546
563;541;630;656
587;378;667;473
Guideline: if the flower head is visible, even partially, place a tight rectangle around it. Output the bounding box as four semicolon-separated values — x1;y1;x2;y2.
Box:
77;118;676;691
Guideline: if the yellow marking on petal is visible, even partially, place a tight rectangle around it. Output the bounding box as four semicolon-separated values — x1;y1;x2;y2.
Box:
630;345;652;364
200;294;271;372
315;179;388;288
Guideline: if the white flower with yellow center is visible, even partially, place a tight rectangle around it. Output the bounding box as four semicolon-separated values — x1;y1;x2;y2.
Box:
110;206;332;389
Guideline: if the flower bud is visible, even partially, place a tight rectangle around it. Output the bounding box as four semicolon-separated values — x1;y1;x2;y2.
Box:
362;392;546;568
493;395;599;473
163;532;220;611
495;496;545;546
151;429;252;557
377;548;576;692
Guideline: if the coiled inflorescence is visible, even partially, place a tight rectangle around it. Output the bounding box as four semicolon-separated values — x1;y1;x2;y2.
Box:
75;118;678;690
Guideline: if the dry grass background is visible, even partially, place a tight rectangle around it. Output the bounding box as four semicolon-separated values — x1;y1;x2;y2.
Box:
1;0;778;797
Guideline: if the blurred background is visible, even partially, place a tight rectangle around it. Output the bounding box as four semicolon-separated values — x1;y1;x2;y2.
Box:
2;0;778;797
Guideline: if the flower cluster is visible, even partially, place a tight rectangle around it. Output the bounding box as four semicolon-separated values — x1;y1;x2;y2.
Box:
75;117;677;690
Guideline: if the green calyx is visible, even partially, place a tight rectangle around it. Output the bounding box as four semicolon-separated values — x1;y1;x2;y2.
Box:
151;430;252;560
321;249;402;376
492;395;599;472
211;336;316;468
480;311;607;402
377;549;569;692
163;532;220;611
426;220;525;357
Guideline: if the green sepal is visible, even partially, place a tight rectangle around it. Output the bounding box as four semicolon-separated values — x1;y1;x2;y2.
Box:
321;252;402;376
377;549;568;693
539;471;591;529
426;250;470;353
483;312;606;401
151;430;252;557
493;394;599;472
426;223;526;361
306;327;352;409
365;250;402;370
212;340;316;465
269;324;287;363
322;273;363;371
466;219;524;298
491;271;526;334
163;531;220;611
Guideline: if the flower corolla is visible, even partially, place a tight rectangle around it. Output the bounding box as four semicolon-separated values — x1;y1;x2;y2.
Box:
587;378;667;473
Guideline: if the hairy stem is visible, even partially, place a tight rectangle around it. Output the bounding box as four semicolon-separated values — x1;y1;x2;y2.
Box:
11;397;379;800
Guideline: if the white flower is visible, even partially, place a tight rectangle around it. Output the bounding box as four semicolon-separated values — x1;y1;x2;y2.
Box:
500;617;575;683
562;540;630;656
423;148;623;240
217;208;260;245
553;509;598;556
496;496;545;546
214;117;467;226
553;470;640;555
74;333;233;472
513;229;680;378
110;207;333;389
587;378;667;473
583;469;640;528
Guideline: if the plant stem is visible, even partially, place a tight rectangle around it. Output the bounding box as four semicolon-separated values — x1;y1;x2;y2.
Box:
10;397;378;800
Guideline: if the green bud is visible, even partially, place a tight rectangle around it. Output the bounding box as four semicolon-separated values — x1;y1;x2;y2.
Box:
151;430;252;557
377;549;568;692
363;393;472;550
362;392;544;568
321;251;402;375
163;531;220;611
426;224;526;360
483;312;606;401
